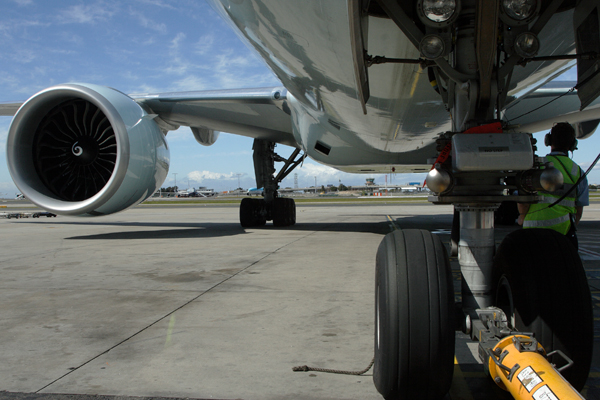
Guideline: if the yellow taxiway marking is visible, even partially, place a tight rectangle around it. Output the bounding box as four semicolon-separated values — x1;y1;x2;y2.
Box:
164;314;176;348
386;215;398;231
450;357;475;400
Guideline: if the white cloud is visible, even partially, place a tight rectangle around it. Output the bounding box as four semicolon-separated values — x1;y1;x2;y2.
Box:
187;170;246;182
296;163;344;180
58;3;116;24
172;75;208;91
11;0;33;6
128;83;164;94
170;32;186;50
165;127;196;143
12;48;37;63
195;34;215;55
214;52;254;70
0;73;44;96
129;8;167;34
134;0;177;9
579;161;600;171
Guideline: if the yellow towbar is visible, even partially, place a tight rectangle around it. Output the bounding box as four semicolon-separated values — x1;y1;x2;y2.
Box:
486;335;585;400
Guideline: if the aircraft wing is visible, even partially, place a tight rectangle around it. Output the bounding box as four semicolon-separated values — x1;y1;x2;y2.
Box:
0;102;23;116
1;87;297;148
504;81;600;138
132;86;296;147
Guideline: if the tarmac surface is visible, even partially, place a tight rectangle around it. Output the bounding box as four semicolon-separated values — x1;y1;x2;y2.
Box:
1;200;599;400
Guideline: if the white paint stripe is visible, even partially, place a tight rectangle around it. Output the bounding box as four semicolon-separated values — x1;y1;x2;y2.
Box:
579;247;600;260
580;247;600;257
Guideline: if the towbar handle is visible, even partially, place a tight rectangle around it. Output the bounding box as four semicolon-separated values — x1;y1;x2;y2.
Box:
546;349;574;372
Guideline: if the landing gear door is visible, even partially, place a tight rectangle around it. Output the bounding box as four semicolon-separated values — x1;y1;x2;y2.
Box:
574;0;600;110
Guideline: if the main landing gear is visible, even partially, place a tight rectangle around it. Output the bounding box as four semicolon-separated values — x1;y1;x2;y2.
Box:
239;139;302;228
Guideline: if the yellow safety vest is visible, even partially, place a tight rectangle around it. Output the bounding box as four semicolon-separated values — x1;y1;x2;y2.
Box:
523;155;581;235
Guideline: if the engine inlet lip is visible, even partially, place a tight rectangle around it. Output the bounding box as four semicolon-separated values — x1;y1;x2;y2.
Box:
7;84;130;215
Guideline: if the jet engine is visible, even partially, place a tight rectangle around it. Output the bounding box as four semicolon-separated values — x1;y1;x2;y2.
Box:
6;83;170;216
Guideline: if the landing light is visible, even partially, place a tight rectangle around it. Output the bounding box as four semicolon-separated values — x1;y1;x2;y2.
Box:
420;35;445;60
514;32;540;58
417;0;459;27
501;0;539;24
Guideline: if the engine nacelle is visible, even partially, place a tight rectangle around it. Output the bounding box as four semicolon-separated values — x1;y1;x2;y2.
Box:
6;83;170;216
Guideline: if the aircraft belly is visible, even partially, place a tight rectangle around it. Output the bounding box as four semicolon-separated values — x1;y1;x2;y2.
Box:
210;0;450;163
288;93;438;171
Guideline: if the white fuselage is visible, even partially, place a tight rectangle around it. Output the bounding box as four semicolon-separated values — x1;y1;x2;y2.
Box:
208;1;575;173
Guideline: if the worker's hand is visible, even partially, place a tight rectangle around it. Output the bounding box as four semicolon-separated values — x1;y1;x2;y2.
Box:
517;214;525;226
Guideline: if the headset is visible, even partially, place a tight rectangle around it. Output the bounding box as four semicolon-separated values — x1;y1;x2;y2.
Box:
544;123;578;152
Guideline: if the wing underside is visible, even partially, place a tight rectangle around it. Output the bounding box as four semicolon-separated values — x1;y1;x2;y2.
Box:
504;81;600;138
133;87;297;147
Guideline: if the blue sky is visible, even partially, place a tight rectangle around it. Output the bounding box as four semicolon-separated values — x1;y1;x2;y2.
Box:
1;0;599;198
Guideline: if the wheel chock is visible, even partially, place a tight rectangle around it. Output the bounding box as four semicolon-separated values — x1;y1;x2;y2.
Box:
486;335;585;400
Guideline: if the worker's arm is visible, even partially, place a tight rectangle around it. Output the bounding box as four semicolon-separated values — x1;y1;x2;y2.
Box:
575;206;583;225
517;203;530;226
574;170;588;226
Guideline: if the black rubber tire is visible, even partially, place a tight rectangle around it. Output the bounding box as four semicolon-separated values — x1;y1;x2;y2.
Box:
273;198;295;227
240;198;266;227
374;229;455;400
494;228;593;391
494;201;519;226
288;198;296;225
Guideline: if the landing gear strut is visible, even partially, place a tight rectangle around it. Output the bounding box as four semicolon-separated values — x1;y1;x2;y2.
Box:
368;0;595;396
239;139;303;227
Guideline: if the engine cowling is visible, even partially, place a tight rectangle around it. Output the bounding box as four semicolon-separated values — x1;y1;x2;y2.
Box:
6;83;170;216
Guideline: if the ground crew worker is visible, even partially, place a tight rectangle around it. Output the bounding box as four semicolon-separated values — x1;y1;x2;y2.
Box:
517;122;589;249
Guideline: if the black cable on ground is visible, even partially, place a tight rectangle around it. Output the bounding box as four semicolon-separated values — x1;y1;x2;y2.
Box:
293;357;375;376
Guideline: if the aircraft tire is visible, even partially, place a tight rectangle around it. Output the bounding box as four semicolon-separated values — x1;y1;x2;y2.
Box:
273;198;295;227
494;201;519;225
374;229;455;400
240;198;266;227
494;228;593;391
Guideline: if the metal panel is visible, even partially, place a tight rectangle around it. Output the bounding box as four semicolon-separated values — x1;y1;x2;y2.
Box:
574;0;600;110
451;133;533;172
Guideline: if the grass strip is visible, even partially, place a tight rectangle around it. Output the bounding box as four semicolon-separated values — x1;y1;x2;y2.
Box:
142;196;430;205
